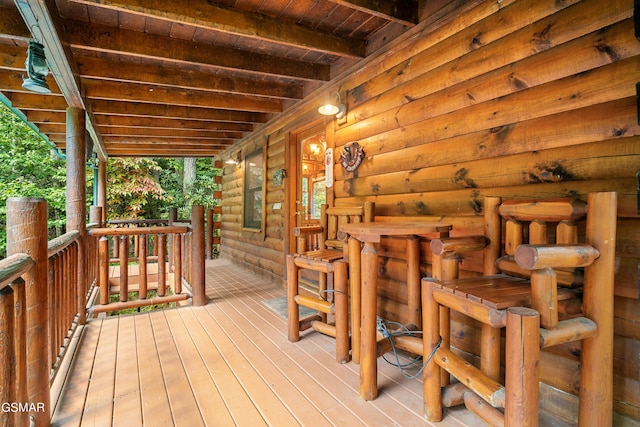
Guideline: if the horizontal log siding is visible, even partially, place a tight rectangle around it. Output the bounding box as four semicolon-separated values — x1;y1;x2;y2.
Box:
219;0;639;422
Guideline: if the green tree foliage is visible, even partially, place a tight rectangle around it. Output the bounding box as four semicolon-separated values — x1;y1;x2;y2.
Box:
106;157;220;221
155;158;220;219
0;105;69;257
106;157;167;220
0;103;221;256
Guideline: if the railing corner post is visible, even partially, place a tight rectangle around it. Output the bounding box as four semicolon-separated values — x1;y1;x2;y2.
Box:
7;197;50;427
191;205;206;306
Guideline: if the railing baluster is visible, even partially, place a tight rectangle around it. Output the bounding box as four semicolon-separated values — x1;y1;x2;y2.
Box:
12;278;28;427
174;233;182;294
158;234;167;297
139;234;148;300
119;236;129;302
0;285;16;427
99;237;109;305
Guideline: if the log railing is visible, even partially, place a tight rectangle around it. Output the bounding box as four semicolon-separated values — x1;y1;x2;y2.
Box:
0;254;35;427
87;205;207;314
0;197;91;427
0;199;206;427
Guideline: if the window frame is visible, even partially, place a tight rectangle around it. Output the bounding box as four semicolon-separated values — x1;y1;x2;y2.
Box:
242;146;266;232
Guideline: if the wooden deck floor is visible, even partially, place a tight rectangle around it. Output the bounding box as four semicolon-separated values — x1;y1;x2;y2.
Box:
50;258;488;427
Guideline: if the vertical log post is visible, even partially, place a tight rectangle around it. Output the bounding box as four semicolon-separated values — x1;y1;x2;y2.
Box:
348;236;362;364
66;107;87;326
333;260;349;363
286;255;300;342
505;307;540;427
360;241;378;401
406;236;421;327
89;205;102;227
191;205;206;306
7;197;50;426
579;191;617;426
423;277;443;422
206;208;214;259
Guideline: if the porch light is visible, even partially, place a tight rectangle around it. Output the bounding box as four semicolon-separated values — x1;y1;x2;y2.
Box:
22;40;51;94
318;91;345;119
225;151;241;165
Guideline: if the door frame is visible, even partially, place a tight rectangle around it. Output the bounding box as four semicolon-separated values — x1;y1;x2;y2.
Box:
285;119;327;262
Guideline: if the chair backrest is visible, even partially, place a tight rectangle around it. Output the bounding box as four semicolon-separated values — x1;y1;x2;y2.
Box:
295;202;375;253
322;203;375;250
490;197;588;287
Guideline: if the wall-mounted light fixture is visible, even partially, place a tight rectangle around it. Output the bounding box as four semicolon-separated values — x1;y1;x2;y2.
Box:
317;91;345;119
22;40;51;94
225;151;242;166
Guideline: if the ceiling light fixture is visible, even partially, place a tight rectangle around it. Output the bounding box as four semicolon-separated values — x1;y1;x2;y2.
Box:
318;91;346;119
22;40;51;94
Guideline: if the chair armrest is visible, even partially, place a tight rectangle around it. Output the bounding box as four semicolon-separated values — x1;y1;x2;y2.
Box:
430;235;487;256
514;244;599;270
293;225;324;237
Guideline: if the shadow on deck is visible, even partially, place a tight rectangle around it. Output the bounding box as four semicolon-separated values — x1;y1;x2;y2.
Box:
49;258;489;426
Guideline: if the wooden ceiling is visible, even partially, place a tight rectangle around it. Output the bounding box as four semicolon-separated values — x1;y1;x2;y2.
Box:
0;0;418;158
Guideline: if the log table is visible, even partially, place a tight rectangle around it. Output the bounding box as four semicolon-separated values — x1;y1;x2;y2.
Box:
338;221;452;401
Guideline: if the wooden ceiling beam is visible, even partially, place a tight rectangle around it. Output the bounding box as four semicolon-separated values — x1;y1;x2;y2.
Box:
25;110;66;124
82;79;283;113
98;127;244;140
64;20;331;82
334;0;418;25
70;0;366;58
90;100;268;124
8;92;69;111
13;0;108;159
103;142;230;149
51;135;231;147
0;69;61;94
106;149;222;158
38;123;243;139
93;115;254;132
0;6;30;40
101;137;233;145
76;56;304;100
0;45;26;71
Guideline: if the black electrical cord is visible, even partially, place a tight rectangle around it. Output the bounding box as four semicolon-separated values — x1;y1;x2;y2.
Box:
377;317;442;380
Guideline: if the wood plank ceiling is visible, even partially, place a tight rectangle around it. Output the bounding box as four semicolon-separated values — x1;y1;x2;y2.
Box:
0;0;417;158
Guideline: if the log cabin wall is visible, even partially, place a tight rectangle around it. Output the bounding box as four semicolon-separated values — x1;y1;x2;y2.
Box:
220;0;640;423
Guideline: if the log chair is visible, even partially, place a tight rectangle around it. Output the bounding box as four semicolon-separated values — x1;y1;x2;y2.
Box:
423;191;617;426
287;202;375;363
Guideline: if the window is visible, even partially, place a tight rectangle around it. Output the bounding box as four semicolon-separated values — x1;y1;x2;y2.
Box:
243;148;265;230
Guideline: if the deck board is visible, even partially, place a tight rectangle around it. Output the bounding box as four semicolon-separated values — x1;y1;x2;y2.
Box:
81;316;117;427
51;258;487;427
164;308;236;426
112;315;142;427
135;314;173;426
150;310;205;427
51;323;101;427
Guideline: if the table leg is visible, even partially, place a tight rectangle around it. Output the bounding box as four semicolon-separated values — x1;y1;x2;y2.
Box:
348;236;362;364
360;241;378;400
406;236;420;327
